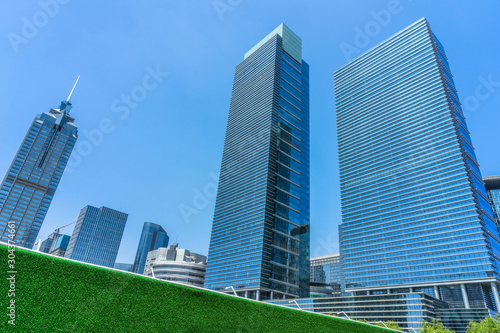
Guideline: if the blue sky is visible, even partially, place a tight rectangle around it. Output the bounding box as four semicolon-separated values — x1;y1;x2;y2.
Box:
0;1;499;264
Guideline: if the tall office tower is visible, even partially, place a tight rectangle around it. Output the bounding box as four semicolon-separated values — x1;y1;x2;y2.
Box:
335;18;500;315
132;222;169;274
0;84;78;249
484;176;500;226
204;23;310;300
65;205;128;268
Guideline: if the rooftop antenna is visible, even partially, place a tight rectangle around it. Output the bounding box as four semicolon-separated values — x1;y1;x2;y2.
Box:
66;75;80;103
59;75;80;114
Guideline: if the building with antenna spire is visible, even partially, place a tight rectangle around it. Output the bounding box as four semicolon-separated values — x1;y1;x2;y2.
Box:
0;79;79;248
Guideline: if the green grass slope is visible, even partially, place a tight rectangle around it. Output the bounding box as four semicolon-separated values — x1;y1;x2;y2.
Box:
0;244;394;332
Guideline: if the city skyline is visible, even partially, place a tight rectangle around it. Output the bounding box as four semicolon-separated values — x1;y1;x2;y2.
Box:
0;2;499;266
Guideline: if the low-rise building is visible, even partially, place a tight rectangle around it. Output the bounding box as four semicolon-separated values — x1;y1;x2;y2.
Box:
114;263;134;272
144;243;206;288
310;254;345;296
48;234;70;257
270;292;491;333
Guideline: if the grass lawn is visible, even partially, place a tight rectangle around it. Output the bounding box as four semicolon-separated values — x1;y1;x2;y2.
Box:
0;244;395;332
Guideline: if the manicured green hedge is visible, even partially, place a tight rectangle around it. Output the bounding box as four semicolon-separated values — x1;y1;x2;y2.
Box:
0;245;394;332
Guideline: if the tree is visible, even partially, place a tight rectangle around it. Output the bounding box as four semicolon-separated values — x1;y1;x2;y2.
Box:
466;315;500;332
420;320;455;333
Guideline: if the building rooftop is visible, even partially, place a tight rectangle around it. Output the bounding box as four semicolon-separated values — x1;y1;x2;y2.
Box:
310;254;340;261
484;176;500;190
244;23;302;63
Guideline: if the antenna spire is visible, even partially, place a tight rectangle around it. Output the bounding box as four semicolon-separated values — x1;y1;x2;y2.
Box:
66;75;80;102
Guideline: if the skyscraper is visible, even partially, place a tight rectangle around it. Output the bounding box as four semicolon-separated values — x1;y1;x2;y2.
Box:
335;17;500;318
132;222;169;274
65;205;128;268
0;83;79;249
484;176;500;227
204;23;310;300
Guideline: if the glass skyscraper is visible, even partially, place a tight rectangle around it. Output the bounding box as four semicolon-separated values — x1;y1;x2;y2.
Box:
204;23;310;300
0;95;78;249
484;176;500;227
335;18;500;313
132;222;169;274
65;205;128;268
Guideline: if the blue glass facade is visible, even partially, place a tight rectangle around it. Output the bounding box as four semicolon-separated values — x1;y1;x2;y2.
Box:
484;176;500;228
204;24;310;300
39;232;70;255
51;234;70;251
48;233;71;257
39;232;56;253
114;262;134;272
310;254;345;296
65;205;128;268
271;293;492;333
335;18;500;311
0;100;78;249
132;222;169;274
